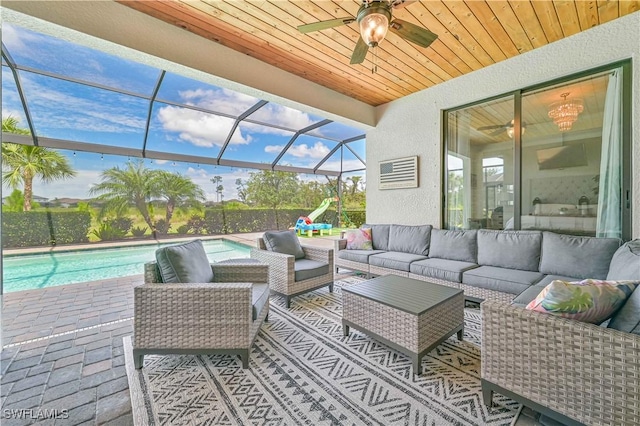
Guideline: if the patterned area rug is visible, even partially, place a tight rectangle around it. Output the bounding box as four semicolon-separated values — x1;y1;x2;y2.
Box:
124;277;520;425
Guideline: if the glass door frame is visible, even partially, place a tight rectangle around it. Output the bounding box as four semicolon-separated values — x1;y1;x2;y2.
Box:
442;59;632;240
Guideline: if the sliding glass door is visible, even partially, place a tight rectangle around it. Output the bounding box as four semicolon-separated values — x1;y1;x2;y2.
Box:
444;61;631;239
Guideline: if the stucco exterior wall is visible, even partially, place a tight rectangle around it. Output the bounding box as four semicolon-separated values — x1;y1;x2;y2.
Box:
366;11;639;238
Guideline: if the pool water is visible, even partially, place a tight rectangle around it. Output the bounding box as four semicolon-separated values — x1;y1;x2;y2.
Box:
2;239;251;293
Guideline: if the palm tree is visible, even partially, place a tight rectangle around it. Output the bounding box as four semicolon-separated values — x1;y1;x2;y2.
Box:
2;141;76;211
155;170;205;227
90;161;159;235
2;116;30;135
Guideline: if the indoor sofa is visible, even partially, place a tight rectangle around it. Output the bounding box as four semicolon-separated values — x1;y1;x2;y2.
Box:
335;224;623;302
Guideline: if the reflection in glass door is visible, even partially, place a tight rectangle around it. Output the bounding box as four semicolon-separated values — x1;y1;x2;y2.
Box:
445;96;514;230
520;69;622;237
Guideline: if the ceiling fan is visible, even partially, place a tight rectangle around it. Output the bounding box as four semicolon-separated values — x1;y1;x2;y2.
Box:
297;0;438;65
477;120;527;138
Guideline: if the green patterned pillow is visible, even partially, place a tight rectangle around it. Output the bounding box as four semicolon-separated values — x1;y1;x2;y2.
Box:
526;279;639;324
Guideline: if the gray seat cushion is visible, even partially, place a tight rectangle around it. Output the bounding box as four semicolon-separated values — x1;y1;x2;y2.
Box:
155;239;214;283
263;230;305;259
607;240;640;280
540;231;621;279
410;258;478;283
362;224;391;251
338;249;386;264
511;275;577;307
368;251;428;272
429;229;477;263
294;259;330;281
462;266;544;295
477;230;542;272
387;224;432;256
608;287;640;335
252;283;270;321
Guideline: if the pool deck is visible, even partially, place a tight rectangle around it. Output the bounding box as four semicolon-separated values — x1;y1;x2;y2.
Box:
0;232;343;425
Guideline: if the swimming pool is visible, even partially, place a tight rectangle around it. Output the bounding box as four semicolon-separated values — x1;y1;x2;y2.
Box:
2;239;251;293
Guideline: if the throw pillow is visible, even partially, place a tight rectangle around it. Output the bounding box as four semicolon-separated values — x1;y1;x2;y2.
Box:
263;230;305;259
346;228;373;250
525;279;640;324
155;239;214;283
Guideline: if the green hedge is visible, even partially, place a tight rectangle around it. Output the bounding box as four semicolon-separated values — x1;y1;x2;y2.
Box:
204;208;343;234
2;211;91;248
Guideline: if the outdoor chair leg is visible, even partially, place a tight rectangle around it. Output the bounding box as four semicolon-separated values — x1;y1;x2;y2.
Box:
329;283;334;292
285;296;291;308
238;350;249;369
482;385;493;407
134;351;144;369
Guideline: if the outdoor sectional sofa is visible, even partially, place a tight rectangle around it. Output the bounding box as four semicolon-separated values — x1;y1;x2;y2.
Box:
335;225;640;425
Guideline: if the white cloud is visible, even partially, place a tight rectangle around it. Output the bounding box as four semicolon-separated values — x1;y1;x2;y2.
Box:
153;159;169;165
265;141;330;159
178;88;258;116
156;106;251;148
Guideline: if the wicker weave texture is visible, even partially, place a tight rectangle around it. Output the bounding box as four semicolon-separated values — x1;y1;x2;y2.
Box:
369;265;409;277
251;239;334;297
143;261;269;285
482;300;640;425
134;283;258;349
459;283;515;303
343;290;463;353
408;274;460;289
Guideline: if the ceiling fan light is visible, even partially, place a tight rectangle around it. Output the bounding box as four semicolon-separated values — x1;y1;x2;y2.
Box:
359;13;389;46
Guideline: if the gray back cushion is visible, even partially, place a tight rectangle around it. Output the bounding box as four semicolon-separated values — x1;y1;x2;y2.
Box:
608;287;640;335
155;239;214;283
387;224;432;256
362;224;391;251
430;229;477;263
607;240;640;280
263;230;305;259
540;232;621;279
477;230;542;272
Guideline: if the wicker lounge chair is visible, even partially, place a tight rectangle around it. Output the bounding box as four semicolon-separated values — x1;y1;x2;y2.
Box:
133;259;269;369
251;231;334;308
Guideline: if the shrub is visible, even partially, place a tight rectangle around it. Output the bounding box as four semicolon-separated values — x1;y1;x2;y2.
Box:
106;217;133;234
131;226;148;237
91;222;126;241
176;225;190;234
186;215;207;234
154;219;171;235
2;211;91;248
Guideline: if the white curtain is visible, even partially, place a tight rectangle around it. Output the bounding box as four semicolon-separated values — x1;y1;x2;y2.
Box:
596;69;622;239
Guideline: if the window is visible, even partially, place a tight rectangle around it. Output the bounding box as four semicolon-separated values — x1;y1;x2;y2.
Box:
444;62;631;240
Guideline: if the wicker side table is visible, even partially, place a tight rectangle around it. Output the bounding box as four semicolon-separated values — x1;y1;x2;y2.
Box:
342;275;464;376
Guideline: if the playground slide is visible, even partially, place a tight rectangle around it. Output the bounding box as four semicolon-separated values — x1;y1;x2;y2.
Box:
308;198;335;222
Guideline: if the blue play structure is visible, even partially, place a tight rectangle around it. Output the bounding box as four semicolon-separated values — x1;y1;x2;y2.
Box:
294;198;336;237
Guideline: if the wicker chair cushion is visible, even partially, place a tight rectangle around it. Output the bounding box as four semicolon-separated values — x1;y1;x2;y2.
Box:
368;251;428;272
362;224;391;251
387;224;432;256
338;249;386;263
409;258;478;283
462;266;544;295
252;283;270;321
511;274;576;307
608;287;640;335
477;230;542;272
294;259;329;281
345;228;373;250
429;229;477;263
540;232;620;279
607;241;640;280
155;239;214;283
526;279;639;324
263;230;305;259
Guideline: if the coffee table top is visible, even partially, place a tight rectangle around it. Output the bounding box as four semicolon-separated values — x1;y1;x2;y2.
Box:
342;275;463;315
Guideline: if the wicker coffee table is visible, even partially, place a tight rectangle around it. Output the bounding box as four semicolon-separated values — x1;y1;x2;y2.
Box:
342;275;464;376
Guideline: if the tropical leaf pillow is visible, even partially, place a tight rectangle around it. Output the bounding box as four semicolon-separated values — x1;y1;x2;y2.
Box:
346;228;373;250
526;279;640;324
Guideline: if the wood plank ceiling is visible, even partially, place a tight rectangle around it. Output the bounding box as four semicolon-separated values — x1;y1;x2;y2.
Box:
119;1;639;107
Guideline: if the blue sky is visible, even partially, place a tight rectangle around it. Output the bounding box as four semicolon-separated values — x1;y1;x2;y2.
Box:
1;23;366;200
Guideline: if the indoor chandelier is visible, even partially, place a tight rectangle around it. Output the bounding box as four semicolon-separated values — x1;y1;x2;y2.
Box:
548;92;584;132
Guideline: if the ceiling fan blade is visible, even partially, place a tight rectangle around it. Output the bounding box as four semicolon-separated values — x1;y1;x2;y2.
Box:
350;37;369;64
477;124;505;131
489;128;507;136
297;17;355;34
389;19;438;48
